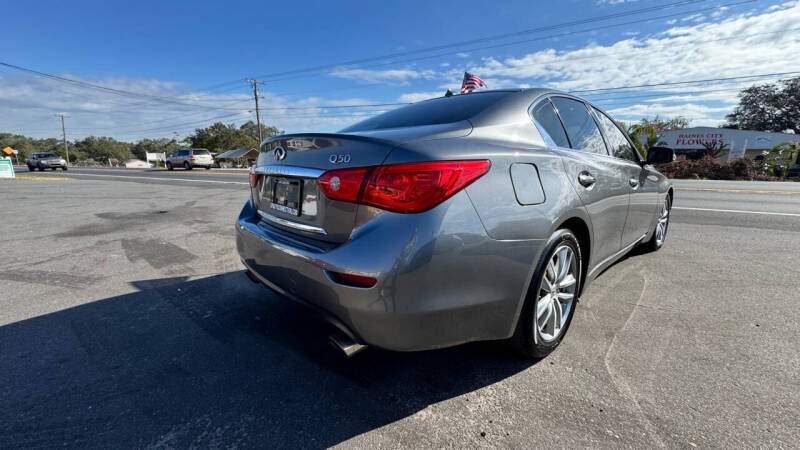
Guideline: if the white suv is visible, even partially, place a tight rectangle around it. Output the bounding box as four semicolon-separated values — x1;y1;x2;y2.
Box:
166;149;214;170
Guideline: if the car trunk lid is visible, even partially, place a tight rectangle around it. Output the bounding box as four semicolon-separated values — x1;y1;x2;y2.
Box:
251;122;471;243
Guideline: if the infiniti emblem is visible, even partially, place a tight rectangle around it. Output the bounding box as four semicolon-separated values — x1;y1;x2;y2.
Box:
274;146;287;161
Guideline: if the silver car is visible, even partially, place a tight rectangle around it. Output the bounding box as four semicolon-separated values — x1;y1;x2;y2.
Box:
26;152;67;171
236;89;672;357
166;148;214;170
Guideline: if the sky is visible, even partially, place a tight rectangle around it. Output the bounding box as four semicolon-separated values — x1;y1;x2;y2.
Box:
1;0;798;142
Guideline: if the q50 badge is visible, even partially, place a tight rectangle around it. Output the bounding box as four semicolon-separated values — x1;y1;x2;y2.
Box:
329;154;351;164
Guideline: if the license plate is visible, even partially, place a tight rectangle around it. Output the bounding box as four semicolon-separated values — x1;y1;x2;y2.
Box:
269;177;302;216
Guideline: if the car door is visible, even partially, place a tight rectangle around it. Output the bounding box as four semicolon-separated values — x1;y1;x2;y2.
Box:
591;107;659;246
534;96;630;266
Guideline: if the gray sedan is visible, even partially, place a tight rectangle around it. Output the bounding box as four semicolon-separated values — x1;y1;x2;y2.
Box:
236;89;672;357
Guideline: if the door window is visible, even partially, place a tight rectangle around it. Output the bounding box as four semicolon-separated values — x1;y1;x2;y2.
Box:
530;100;569;148
550;97;608;155
593;107;638;163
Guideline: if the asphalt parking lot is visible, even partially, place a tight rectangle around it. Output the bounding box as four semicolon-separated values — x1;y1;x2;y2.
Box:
1;170;798;448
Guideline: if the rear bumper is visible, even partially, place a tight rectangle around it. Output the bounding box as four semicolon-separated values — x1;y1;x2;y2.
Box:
235;196;543;351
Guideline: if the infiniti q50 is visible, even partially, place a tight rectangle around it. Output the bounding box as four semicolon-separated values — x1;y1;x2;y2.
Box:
235;89;672;357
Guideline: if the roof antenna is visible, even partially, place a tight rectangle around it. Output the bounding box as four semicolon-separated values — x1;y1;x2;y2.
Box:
444;88;454;97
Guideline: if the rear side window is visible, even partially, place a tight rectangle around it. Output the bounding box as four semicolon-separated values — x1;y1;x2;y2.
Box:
530;100;569;148
340;92;510;132
550;97;608;155
593;107;637;162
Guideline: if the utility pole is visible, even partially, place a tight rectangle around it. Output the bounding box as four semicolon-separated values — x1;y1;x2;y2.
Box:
246;79;265;145
55;114;70;166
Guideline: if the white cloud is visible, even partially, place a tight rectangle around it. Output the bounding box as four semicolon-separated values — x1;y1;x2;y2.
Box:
0;72;382;140
462;2;800;123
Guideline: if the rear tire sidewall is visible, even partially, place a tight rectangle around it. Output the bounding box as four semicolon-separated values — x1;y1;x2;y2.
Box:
184;162;192;170
166;162;173;171
513;229;582;358
646;194;671;251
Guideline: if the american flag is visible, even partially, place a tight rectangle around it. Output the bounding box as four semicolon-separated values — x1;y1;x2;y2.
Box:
460;72;487;94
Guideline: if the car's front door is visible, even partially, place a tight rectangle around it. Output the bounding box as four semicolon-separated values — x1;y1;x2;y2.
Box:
534;96;630;266
591;107;659;246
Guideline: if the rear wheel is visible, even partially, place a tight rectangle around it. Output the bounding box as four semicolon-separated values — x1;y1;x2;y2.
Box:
62;167;68;171
512;229;581;358
643;194;671;252
205;165;211;170
51;167;56;171
28;165;34;172
38;165;44;171
166;162;173;171
184;161;192;170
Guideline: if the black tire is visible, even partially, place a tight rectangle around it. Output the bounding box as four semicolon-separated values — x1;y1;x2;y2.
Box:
166;162;173;171
51;167;56;171
62;167;68;171
184;161;192;170
642;194;671;252
37;165;44;171
205;166;211;170
28;165;35;172
511;228;582;358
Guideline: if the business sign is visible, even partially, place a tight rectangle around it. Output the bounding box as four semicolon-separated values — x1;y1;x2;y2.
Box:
145;152;166;162
672;132;725;147
0;157;15;179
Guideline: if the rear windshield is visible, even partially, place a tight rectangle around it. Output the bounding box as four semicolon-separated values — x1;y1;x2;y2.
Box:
192;149;210;155
41;153;59;158
340;92;510;132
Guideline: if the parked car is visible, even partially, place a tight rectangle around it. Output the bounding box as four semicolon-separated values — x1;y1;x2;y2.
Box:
26;152;67;171
165;148;214;170
236;89;673;357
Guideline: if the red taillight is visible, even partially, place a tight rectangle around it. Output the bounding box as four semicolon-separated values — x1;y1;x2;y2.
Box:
249;166;260;187
317;160;490;213
190;156;196;161
318;167;371;203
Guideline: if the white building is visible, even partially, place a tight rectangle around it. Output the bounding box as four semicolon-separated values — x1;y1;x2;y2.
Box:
658;127;800;160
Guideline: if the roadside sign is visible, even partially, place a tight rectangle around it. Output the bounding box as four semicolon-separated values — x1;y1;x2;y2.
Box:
2;146;13;155
0;157;15;179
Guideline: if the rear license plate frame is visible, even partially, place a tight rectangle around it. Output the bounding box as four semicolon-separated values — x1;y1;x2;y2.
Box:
269;177;302;216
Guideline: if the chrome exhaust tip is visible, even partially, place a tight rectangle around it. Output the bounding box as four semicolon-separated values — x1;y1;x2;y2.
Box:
328;331;367;358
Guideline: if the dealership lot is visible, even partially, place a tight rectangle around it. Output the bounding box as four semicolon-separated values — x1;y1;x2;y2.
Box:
1;171;798;448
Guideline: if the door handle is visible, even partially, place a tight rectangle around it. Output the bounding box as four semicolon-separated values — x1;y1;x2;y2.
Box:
578;171;596;187
629;177;640;188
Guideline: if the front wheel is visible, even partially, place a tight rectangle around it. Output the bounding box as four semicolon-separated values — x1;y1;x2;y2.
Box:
28;165;35;172
38;166;44;171
642;194;671;252
512;229;581;358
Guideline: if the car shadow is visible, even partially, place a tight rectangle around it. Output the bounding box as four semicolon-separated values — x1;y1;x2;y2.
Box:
0;271;534;449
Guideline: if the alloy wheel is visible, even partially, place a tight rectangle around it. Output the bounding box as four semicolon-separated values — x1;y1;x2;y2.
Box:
655;198;670;246
536;245;578;342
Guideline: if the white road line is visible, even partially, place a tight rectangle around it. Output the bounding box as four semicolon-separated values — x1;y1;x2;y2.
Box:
36;172;248;185
673;206;800;217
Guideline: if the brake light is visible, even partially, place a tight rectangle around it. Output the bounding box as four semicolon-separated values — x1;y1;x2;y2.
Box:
329;271;377;288
189;156;196;161
317;160;490;213
318;167;371;203
249;166;260;187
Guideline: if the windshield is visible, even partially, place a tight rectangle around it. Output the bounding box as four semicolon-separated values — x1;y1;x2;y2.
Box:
340;92;510;132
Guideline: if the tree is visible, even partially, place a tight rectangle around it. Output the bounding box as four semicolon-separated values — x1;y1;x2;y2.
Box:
623;115;688;158
186;121;283;152
724;77;800;133
73;136;132;163
239;120;282;144
701;140;729;159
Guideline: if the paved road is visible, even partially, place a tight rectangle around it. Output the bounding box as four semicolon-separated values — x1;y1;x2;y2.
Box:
1;175;798;448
